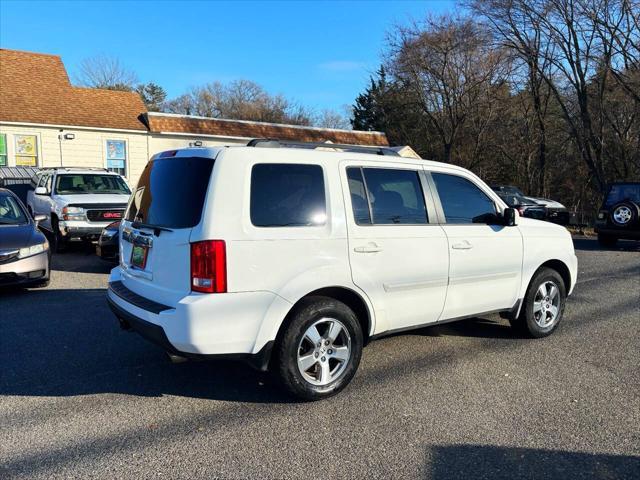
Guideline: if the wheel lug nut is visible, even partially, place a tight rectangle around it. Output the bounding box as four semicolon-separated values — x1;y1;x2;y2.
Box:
321;356;326;362
325;340;330;345
328;349;333;354
314;352;319;358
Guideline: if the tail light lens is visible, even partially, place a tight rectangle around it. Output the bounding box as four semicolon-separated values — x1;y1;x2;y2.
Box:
190;240;226;293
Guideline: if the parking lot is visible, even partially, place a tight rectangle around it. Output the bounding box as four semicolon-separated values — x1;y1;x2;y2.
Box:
1;237;639;479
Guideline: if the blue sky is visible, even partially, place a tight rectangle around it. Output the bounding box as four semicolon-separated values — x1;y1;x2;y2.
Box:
0;0;455;112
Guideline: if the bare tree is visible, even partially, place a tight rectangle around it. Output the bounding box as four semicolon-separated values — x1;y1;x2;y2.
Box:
75;54;138;91
387;14;509;163
315;109;352;129
164;80;313;125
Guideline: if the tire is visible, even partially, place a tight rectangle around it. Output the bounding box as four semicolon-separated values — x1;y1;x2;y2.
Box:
274;296;363;401
50;217;67;253
597;233;617;247
609;201;639;228
510;267;566;338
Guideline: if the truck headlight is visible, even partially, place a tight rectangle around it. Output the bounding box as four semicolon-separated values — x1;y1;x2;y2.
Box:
18;242;49;259
62;206;85;221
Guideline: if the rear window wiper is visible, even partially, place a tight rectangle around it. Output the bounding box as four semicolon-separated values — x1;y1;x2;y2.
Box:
131;221;174;236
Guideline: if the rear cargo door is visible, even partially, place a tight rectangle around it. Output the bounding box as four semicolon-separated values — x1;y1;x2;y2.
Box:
119;156;215;306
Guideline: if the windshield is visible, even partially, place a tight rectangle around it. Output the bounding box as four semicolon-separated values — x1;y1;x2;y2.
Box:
125;157;215;229
0;193;28;225
55;174;131;195
605;184;640;207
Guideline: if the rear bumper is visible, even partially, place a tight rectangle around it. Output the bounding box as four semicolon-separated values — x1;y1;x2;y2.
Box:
107;295;274;370
106;268;286;369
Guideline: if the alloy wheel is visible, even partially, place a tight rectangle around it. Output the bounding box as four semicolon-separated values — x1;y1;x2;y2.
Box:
297;318;351;386
533;281;561;328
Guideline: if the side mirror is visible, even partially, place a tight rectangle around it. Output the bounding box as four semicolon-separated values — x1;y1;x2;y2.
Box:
503;207;518;226
33;214;47;224
34;186;48;195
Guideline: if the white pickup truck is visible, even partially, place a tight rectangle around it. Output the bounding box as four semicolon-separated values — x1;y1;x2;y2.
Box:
27;167;131;251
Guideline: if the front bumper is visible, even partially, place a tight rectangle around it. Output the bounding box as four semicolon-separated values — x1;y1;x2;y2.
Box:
0;251;49;287
58;220;112;239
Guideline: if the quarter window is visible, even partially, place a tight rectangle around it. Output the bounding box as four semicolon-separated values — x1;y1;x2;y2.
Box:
347;167;428;225
250;164;326;227
432;173;496;224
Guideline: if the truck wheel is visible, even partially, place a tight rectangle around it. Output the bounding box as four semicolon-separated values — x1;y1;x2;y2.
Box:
51;217;67;253
510;267;566;338
597;233;617;248
274;296;363;401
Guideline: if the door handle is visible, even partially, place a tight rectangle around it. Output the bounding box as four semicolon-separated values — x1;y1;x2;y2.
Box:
452;240;473;250
354;243;383;253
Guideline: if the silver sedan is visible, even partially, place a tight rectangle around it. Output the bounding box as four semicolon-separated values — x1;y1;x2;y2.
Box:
0;188;50;288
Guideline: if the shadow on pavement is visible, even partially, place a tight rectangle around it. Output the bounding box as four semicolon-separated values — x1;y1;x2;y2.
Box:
429;444;640;479
573;236;640;252
49;242;114;274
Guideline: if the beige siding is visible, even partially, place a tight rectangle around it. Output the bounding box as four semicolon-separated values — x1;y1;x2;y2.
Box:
0;123;148;185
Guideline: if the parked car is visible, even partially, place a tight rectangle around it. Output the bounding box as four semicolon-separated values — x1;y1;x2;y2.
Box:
495;192;547;220
0;188;50;288
491;185;570;225
595;182;640;246
107;141;578;401
96;221;120;262
26;167;131;252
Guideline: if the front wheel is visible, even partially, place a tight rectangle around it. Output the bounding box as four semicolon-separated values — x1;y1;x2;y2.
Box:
510;267;566;338
274;296;363;401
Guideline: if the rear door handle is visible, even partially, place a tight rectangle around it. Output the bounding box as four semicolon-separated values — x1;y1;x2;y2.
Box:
452;240;473;250
354;243;383;253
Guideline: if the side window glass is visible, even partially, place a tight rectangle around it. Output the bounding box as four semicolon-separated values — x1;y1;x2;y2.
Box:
362;168;428;224
346;168;372;225
45;175;53;192
37;174;48;188
250;164;326;227
432;173;496;224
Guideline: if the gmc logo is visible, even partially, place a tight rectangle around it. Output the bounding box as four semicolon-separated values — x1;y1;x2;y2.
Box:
103;212;122;219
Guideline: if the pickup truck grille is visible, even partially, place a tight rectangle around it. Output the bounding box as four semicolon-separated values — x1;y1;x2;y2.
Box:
86;209;125;222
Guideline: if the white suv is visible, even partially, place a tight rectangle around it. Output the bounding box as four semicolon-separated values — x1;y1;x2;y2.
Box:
108;141;578;400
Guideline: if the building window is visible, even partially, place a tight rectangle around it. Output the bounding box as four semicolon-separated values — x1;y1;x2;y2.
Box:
106;139;127;176
14;134;38;166
0;134;7;166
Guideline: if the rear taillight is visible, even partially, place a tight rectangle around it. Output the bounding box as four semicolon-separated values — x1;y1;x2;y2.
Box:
190;240;227;293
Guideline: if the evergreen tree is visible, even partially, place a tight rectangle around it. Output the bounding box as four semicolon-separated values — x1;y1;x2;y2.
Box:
135;82;167;112
351;66;389;132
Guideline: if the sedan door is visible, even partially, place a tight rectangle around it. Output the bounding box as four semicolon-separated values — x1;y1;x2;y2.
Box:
428;170;523;320
342;162;449;334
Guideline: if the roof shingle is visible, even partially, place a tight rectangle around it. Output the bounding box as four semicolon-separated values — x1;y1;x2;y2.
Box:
144;113;389;146
0;49;147;131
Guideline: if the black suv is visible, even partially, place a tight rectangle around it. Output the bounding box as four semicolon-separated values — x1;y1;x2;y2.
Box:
595;182;640;246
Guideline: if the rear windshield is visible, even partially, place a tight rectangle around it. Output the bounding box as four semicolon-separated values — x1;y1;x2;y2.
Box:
125;157;214;229
604;184;640;207
55;174;130;195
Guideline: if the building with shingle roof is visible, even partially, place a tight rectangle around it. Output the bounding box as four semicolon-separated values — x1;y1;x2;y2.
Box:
0;48;394;186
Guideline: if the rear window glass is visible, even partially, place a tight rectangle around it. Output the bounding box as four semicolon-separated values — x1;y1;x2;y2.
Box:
125;157;214;229
250;164;326;227
604;184;640;207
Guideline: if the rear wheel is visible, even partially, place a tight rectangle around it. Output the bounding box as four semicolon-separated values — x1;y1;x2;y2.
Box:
274;296;363;401
597;233;617;247
510;267;566;338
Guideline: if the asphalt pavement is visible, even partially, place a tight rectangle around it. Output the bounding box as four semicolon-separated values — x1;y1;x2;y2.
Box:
1;237;639;479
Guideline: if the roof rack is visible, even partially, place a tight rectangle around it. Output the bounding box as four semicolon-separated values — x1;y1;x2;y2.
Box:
39;166;111;172
246;138;400;157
